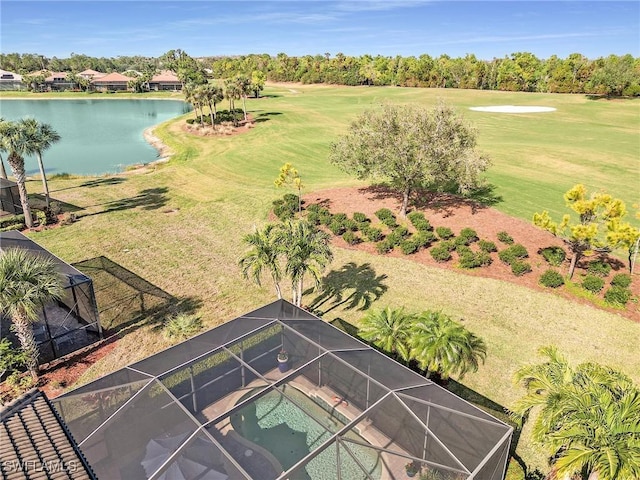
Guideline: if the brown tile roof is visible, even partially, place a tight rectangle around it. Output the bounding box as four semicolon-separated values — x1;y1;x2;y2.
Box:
91;72;133;84
44;72;70;82
150;70;180;83
78;69;105;78
0;389;96;479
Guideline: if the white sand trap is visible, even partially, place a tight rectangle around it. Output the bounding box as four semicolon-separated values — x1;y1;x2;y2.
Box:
469;105;556;113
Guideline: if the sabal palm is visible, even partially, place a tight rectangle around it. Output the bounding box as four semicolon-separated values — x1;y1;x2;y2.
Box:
0;117;8;179
409;311;487;380
359;307;414;362
234;75;251;121
0;248;64;380
278;219;333;307
239;224;283;299
22;118;60;208
0;119;36;227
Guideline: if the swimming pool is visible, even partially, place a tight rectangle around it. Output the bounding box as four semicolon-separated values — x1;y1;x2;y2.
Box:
230;385;381;480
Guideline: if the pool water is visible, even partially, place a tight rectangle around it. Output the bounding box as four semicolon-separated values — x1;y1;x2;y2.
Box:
231;386;381;480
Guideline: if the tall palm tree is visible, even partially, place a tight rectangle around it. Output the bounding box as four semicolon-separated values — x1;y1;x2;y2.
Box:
0;248;64;380
513;347;640;480
0;117;9;179
234;74;251;121
409;310;487;380
239;224;283;299
22;118;60;208
0;119;36;228
358;307;415;363
277;219;333;307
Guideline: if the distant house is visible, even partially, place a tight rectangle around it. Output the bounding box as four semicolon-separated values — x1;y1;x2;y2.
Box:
149;70;182;91
44;71;75;91
0;69;24;91
91;72;133;91
78;69;106;81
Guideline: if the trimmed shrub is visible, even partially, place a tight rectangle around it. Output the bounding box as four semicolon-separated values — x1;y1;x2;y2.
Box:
343;219;359;232
363;226;383;242
387;225;410;246
273;199;295;220
400;239;420;255
440;239;457;252
307;211;321;225
353;212;369;223
604;286;632;306
582;275;605;293
430;244;452;262
587;259;612;277
539;246;566;267
457;246;492;269
414;231;438;248
319;210;333;226
499;244;529;265
539;269;564;288
0;214;26;230
497;231;514;244
375;208;395;222
511;261;532;276
329;220;346;236
306;203;322;214
375;240;393;254
611;273;632;288
332;213;348;224
342;231;360;245
407;212;432;231
459;228;479;243
478;240;497;253
435;226;454;240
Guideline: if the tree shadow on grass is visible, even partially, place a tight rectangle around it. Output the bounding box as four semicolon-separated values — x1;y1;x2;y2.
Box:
306;262;388;316
28;193;83;212
254;111;283;123
585;94;639;101
80;187;168;217
48;176;127;193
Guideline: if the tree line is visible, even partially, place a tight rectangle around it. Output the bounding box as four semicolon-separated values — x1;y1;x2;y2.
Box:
2;51;639;97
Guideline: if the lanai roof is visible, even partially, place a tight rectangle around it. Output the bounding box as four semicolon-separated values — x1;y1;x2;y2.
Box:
52;300;512;480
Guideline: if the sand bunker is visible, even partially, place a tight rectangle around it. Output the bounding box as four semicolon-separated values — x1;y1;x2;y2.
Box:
469;105;556;113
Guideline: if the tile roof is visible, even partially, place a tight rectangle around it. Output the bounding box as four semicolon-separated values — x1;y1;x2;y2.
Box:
150;70;180;83
0;389;96;480
91;72;133;83
78;69;105;78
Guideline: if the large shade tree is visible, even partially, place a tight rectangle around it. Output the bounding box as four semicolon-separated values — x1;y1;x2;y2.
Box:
0;118;36;227
328;102;491;217
512;346;640;480
0;248;64;380
22;118;60;208
358;307;415;363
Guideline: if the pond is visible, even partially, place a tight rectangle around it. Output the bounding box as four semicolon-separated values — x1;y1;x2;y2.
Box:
0;99;191;175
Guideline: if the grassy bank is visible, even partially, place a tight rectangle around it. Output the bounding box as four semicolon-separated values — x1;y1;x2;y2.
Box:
14;84;640;474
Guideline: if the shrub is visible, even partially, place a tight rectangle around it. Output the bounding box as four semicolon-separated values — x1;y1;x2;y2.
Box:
353;212;369;223
539;269;564;288
478;240;497;253
0;214;25;230
414;231;438;248
59;212;76;226
35;210;47;226
272;198;296;220
375;208;395;222
582;275;605;293
319;210;333;226
306;211;321;225
363;226;383;242
342;231;360;245
332;213;348;224
435;226;454;240
306;203;322;214
604;286;632;306
459;228;479;243
440;239;457;252
387;226;409;246
499;244;529;265
400;239;420;255
329;220;346;236
375;240;393;254
457;246;492;269
407;212;432;231
511;261;532;276
163;313;203;339
539;246;566;267
497;231;514;244
430;244;452;262
343;219;359;232
611;273;632;288
587;259;611;277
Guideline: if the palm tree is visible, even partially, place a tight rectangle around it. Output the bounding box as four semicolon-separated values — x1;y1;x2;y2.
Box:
239;224;283;299
22;118;60;208
0;119;36;228
201;82;224;127
0;248;64;380
409;311;487;380
358;307;414;363
234;74;251;121
277;219;333;307
512;347;640;480
0;117;9;179
183;82;203;126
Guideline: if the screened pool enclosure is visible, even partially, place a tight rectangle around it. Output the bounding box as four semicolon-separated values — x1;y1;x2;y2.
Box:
0;231;102;362
53;300;512;480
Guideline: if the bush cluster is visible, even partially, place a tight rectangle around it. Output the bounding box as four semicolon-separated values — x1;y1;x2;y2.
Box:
407;212;432;231
386;226;409;247
375;208;397;228
459;228;479;244
539;246;566;267
497;231;514;244
604;286;632;306
457;246;492;269
582;275;605;293
329;220;346;235
430;244;452;262
498;244;529;265
587;259;611;277
400;239;420;255
362;226;383;242
539;269;564;288
511;261;532;276
342;231;360;245
611;273;632;288
352;212;369;224
0;214;26;232
435;226;454;240
414;231;438;248
375;240;394;254
478;240;497;253
272;194;299;220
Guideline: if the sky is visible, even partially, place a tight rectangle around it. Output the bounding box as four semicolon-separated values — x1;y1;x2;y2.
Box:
1;1;638;60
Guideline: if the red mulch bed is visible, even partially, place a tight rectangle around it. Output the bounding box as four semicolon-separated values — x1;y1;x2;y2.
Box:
303;186;640;322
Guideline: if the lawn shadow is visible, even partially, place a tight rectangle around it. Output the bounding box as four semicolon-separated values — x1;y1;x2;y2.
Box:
81;187;169;217
586;94;639;101
254;111;283;123
79;177;128;188
28;193;83;212
306;262;388;315
73;256;201;335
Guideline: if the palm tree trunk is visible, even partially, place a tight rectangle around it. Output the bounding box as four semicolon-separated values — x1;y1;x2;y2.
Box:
568;251;579;279
297;276;304;307
272;274;282;299
12;312;40;381
242;96;247;121
208;101;215;126
36;151;51;208
7;154;33;228
0;154;7;179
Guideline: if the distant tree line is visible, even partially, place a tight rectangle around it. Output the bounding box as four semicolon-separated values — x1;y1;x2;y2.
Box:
2;51;639;96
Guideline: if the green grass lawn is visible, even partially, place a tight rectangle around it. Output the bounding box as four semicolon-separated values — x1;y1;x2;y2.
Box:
11;85;639;476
